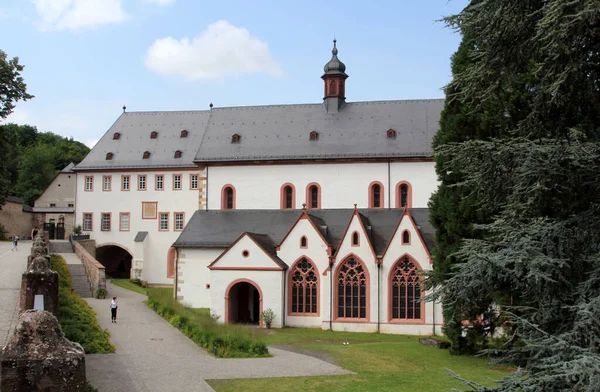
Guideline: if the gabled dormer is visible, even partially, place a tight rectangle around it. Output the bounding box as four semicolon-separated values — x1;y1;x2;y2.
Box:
334;207;376;263
381;208;432;266
277;211;331;257
208;232;287;271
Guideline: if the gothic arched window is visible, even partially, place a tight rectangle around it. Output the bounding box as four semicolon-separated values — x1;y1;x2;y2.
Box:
390;257;422;320
290;258;318;314
306;183;321;209
281;184;295;209
396;182;412;208
336;256;368;319
369;182;384;208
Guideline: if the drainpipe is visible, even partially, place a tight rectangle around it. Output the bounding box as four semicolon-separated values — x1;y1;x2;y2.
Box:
205;166;209;210
329;259;334;331
282;269;286;327
174;248;179;300
432;298;436;335
387;160;391;209
377;260;381;333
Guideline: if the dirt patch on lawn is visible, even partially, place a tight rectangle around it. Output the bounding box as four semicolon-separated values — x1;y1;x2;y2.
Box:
270;344;338;365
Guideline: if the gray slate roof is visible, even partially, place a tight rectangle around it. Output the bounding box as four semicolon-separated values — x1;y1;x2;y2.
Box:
195;100;443;162
31;207;75;213
134;231;148;242
245;233;288;269
73;99;443;170
173;208;434;256
74;111;211;170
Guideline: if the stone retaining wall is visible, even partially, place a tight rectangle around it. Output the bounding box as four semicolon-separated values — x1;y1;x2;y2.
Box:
73;241;106;296
77;239;96;258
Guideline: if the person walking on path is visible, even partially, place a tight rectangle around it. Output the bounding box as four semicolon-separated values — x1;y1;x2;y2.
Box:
11;236;19;251
110;296;118;323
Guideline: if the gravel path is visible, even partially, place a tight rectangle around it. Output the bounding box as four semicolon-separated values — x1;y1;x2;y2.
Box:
0;241;29;347
85;282;352;392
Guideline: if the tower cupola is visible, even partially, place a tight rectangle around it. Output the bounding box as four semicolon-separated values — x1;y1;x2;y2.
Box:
322;39;349;113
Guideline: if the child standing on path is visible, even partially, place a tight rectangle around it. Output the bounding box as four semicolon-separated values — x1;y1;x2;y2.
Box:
11;236;19;251
110;296;118;323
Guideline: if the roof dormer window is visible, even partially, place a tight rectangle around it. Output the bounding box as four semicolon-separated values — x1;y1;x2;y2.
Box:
180;130;188;138
105;152;113;160
231;134;240;144
113;132;120;140
174;150;182;158
143;151;150;159
150;131;158;139
309;131;319;141
387;129;396;139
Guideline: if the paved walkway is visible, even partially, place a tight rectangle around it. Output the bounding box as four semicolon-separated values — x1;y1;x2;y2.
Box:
86;282;352;392
0;240;29;347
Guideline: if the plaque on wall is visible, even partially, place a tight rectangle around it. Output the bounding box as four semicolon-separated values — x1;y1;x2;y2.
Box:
142;202;158;219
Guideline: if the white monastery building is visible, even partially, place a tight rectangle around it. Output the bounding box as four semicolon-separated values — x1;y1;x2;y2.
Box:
73;41;444;335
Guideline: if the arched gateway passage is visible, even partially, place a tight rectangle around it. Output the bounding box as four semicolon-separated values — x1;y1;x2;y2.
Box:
225;279;262;325
96;244;133;279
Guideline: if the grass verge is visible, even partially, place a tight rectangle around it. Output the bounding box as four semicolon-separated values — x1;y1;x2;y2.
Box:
51;255;115;353
207;328;510;392
110;279;148;295
146;288;268;358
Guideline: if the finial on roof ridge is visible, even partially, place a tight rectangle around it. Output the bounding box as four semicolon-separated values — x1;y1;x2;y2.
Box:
122;105;126;113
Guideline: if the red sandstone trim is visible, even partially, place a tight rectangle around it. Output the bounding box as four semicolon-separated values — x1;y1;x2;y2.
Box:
224;278;263;326
172;173;182;190
189;173;200;190
305;182;322;209
100;212;111;231
287;256;320;317
137;174;147;191
280;183;296;209
167;247;176;278
119;212;130;231
387;253;425;324
141;201;158;220
102;175;112;192
84;176;94;192
155;174;165;191
158;212;170;231
334;253;370;322
368;181;385;208
395;181;413;208
121;175;131;191
173;211;185;231
221;184;236;210
82;212;93;232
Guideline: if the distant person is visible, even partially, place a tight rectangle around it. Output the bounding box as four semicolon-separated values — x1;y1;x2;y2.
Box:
11;236;19;251
110;296;118;323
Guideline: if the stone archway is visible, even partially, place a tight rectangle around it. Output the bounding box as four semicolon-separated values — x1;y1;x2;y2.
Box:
225;279;262;325
96;244;133;279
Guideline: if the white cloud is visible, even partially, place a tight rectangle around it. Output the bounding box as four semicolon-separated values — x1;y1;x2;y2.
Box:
144;20;284;81
143;0;175;5
33;0;128;31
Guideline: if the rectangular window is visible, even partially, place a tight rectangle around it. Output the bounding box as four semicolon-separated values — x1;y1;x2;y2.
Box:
173;174;182;190
101;213;111;231
103;175;111;191
119;213;130;231
155;174;164;190
68;203;74;208
159;212;169;231
83;213;92;231
138;175;147;191
174;212;184;231
85;176;93;191
122;175;130;191
49;203;56;207
190;174;199;190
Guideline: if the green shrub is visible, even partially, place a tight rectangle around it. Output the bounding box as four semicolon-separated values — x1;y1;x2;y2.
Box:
145;288;268;358
50;255;115;354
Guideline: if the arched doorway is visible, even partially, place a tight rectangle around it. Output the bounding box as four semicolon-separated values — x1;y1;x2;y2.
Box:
96;244;133;279
225;279;262;325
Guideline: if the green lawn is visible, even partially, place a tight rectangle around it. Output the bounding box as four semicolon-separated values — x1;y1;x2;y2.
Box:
207;328;509;392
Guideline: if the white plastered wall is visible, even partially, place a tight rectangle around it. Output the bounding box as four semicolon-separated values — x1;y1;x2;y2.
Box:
209;235;285;327
207;161;437;210
277;216;330;328
75;168;204;285
177;248;224;308
379;213;443;336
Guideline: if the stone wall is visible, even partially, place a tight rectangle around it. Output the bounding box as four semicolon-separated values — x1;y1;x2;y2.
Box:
77;239;96;258
0;200;34;239
73;241;106;296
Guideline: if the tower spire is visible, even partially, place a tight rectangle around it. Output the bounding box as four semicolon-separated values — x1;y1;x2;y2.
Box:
322;39;348;113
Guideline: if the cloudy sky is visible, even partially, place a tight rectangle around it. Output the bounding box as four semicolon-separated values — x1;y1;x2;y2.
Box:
0;0;468;148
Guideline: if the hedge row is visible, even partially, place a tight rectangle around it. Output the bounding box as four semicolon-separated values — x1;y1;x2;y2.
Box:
50;255;115;354
146;288;268;358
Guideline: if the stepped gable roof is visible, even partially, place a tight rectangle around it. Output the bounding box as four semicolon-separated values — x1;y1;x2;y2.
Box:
73;111;211;171
194;99;443;163
173;208;433;256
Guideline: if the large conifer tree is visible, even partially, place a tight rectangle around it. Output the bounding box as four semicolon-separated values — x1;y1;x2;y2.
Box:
432;0;600;389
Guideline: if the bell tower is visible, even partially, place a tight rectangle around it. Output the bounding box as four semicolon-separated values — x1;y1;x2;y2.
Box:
322;39;348;113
